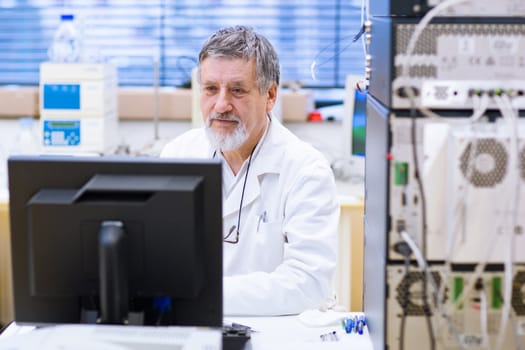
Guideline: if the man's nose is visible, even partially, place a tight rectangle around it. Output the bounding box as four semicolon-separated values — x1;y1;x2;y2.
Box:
214;89;233;114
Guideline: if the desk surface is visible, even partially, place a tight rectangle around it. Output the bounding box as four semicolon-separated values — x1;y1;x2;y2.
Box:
0;315;373;350
229;315;373;350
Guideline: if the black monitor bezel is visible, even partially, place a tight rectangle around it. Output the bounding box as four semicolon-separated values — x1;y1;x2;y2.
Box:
8;155;223;327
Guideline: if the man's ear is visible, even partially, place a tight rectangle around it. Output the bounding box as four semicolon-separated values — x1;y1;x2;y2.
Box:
265;84;278;112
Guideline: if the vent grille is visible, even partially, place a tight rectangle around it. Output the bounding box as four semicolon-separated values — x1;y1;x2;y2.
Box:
394;23;525;79
396;24;525;55
395;65;437;78
395;271;444;316
512;271;525;316
459;138;508;188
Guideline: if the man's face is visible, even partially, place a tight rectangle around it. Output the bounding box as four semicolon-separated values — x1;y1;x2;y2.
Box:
200;56;276;152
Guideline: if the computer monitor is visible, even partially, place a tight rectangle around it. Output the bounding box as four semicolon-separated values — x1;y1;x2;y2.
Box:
349;88;367;158
7;155;222;327
343;75;367;180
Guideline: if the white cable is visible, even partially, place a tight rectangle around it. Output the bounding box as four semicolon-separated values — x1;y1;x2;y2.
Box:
399;230;441;312
400;230;466;349
439;95;488;328
448;111;516;318
493;94;520;349
405;89;489;348
442;95;487;254
446;99;488;246
440;94;487;316
449;181;517;319
447;92;521;317
402;0;472;75
400;0;473;116
446;93;489;261
399;231;441;303
399;230;439;346
442;93;490;126
395;2;522;348
499;94;522;225
495;96;520;347
511;315;525;350
479;289;488;347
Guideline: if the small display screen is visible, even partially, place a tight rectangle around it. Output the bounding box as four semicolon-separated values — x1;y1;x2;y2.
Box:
351;89;367;157
49;121;78;128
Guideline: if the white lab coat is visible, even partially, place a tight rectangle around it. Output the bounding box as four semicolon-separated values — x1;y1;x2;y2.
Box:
160;117;339;316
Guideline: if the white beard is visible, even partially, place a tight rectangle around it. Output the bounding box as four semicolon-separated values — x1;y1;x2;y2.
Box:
205;113;249;152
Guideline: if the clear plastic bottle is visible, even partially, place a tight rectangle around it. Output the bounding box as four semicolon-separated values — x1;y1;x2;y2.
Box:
47;14;81;62
10;117;40;156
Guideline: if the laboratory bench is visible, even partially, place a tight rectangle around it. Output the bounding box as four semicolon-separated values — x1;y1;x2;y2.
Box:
0;313;373;350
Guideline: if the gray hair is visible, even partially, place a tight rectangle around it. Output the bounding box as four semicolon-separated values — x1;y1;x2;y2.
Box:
198;26;280;94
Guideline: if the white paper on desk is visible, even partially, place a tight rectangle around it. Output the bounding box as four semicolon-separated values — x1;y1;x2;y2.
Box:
0;324;221;350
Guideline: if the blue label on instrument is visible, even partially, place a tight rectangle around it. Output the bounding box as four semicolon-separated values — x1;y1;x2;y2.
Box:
43;84;81;110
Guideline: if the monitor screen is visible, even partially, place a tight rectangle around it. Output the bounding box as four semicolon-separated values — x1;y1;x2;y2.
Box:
342;75;367;182
350;88;367;157
8;155;222;327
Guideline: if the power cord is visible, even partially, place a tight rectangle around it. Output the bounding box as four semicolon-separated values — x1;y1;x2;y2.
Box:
393;241;412;350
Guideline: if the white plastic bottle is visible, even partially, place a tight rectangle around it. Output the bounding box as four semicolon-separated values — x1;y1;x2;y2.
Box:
10;117;40;156
47;14;81;62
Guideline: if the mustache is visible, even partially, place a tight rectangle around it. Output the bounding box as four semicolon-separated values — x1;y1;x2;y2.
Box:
207;113;241;123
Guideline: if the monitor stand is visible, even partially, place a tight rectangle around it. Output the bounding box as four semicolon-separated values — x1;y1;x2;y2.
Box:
98;221;129;325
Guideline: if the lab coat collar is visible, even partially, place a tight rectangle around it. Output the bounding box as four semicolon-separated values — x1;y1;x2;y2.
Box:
223;118;284;217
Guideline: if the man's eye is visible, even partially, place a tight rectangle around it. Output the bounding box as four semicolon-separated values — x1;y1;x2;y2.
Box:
204;86;217;93
231;88;245;95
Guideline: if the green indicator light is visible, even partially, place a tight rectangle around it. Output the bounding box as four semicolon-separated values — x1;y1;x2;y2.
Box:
394;162;408;185
492;276;503;309
453;277;463;310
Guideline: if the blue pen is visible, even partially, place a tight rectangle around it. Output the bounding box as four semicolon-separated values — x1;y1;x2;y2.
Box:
357;321;364;335
343;318;354;334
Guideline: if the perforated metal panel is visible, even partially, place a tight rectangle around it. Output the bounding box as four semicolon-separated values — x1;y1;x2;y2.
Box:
393;23;525;83
395;271;444;316
512;271;525;316
396;23;525;56
459;139;508;188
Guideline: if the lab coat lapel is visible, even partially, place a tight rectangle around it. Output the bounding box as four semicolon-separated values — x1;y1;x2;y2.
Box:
222;129;283;217
241;146;283;209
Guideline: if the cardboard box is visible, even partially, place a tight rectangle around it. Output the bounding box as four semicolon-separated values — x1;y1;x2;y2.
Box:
0;86;39;117
281;90;314;122
118;87;192;120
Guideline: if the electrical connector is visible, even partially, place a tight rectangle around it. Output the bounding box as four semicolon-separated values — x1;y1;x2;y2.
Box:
474;278;484;291
393;241;412;257
396;219;406;233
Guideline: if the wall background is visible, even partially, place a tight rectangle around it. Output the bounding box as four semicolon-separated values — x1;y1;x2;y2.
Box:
0;118;349;189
